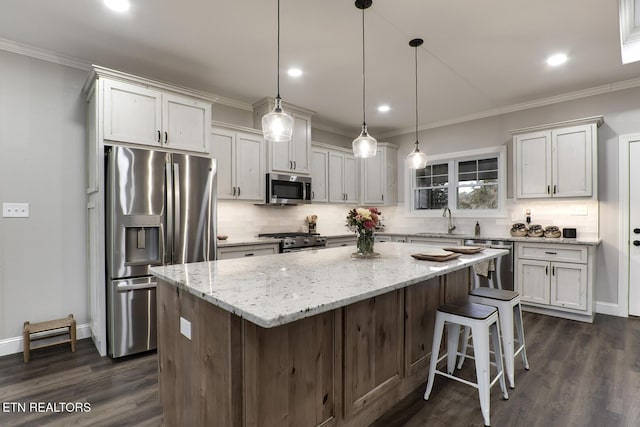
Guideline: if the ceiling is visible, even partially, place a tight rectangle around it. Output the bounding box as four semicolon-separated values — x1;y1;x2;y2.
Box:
2;0;639;137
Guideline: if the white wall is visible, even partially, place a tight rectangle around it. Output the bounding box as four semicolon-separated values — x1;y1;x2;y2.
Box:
388;86;640;310
0;51;88;342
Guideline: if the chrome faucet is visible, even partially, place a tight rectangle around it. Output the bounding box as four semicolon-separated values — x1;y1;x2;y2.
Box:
442;207;456;234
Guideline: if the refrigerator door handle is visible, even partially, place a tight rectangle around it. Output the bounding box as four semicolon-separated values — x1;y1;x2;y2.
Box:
165;161;174;265
117;281;158;292
173;162;181;261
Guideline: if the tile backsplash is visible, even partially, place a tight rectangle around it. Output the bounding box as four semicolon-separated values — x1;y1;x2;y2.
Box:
217;199;599;240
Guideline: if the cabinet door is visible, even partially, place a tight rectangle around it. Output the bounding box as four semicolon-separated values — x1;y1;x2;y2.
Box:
328;152;346;203
311;148;329;202
270;139;292;173
344;155;358;203
162;94;210;153
103;79;162;146
515;131;552;198
517;259;550;304
235;133;265;200
361;148;385;204
210;129;235;199
552;124;593;197
550;262;588;310
291;113;311;174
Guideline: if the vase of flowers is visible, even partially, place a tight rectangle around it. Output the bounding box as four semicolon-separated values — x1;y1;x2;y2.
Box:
346;207;381;258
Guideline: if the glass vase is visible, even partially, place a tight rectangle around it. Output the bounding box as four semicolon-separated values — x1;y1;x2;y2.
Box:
353;230;379;258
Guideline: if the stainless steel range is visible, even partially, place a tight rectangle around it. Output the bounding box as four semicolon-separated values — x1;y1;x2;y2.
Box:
259;232;327;253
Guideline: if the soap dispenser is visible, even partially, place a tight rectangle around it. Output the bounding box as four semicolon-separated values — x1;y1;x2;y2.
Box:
474;221;481;236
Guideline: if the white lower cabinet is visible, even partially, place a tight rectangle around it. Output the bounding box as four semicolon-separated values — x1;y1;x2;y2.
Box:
216;243;279;260
515;242;594;322
407;237;463;246
325;236;357;248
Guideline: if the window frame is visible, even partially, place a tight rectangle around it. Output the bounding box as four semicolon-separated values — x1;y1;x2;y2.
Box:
405;145;507;218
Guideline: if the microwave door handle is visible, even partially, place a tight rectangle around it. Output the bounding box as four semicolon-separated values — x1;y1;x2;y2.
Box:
173;162;181;263
165;161;173;265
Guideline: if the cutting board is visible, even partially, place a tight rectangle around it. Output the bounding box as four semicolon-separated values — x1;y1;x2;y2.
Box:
442;246;485;254
411;250;461;262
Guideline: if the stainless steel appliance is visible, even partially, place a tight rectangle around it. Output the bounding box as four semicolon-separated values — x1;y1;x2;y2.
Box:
464;239;514;291
265;173;311;205
258;232;327;252
105;146;216;358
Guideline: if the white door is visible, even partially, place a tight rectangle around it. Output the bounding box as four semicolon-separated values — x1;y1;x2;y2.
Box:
210;129;235;199
235;133;265;200
361;148;385;204
270;139;292;173
629;140;640;315
517;259;550;304
291;113;311;174
344;155;358;203
550;262;587;311
552;124;592;197
328;152;346;203
162;94;210;153
515;131;551;198
311;148;328;202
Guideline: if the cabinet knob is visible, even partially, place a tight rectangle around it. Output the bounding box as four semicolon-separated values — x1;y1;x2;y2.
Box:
634;228;640;234
634;240;640;247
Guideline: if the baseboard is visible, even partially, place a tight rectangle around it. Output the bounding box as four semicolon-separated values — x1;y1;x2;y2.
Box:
596;301;628;317
0;323;92;357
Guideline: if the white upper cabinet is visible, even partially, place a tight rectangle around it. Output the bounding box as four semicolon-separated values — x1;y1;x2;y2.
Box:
211;126;265;201
253;98;313;175
328;151;358;203
311;147;329;202
360;143;398;205
512;117;602;199
102;78;210;153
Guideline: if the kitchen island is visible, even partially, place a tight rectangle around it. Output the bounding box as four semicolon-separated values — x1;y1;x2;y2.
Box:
150;242;508;427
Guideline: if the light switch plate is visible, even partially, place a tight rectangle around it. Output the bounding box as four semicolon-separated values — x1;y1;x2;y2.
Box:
2;203;29;218
180;317;192;340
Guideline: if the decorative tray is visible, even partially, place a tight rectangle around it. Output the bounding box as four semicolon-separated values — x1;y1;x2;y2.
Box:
442;246;485;254
411;249;461;262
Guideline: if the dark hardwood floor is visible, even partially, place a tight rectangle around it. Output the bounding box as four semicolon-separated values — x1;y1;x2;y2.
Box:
1;312;639;426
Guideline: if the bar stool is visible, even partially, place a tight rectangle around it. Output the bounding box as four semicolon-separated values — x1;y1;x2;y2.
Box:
457;288;530;389
424;302;508;427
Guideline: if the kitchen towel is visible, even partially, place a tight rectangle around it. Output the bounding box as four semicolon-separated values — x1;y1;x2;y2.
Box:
473;259;495;277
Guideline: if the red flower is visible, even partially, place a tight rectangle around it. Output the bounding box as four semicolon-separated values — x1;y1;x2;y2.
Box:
363;220;375;230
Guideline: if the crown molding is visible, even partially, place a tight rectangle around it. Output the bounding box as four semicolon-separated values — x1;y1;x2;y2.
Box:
379;75;640;139
310;120;353;138
0;37;91;70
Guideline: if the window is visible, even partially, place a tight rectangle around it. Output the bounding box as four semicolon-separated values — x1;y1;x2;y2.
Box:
407;146;506;217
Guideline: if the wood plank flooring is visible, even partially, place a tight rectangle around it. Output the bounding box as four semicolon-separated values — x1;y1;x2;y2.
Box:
1;312;639;426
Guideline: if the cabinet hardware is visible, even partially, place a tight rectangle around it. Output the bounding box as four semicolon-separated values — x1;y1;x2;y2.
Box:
164;131;168;144
382;194;384;201
545;265;548;275
634;228;640;234
293;161;297;170
553;184;557;194
547;185;550;194
232;187;236;196
634;240;640;247
544;251;557;255
237;187;241;196
157;130;161;142
244;253;255;257
552;266;555;276
311;191;314;199
345;193;348;201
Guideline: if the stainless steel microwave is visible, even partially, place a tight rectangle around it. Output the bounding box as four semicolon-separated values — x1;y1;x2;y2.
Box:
266;173;312;205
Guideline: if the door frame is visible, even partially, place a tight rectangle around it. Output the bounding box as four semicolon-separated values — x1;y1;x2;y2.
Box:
618;133;640;317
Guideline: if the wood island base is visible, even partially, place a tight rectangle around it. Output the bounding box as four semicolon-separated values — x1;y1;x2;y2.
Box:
157;268;471;427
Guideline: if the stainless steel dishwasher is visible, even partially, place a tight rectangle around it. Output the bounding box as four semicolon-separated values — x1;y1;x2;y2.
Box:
464;239;514;290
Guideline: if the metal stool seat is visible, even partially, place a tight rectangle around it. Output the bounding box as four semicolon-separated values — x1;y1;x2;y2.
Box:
457;287;530;389
424;302;508;426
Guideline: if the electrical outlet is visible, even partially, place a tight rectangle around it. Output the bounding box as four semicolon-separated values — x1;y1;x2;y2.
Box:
510;213;520;221
180;317;191;340
2;203;29;218
570;205;588;216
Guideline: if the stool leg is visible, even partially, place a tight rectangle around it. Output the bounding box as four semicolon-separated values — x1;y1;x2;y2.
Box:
456;326;471;369
70;320;77;353
498;304;516;389
490;322;509;400
424;313;445;400
446;322;461;374
514;304;530;370
23;324;30;364
471;323;491;426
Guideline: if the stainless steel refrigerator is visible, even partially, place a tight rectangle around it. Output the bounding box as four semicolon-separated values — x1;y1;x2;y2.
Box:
105;146;216;358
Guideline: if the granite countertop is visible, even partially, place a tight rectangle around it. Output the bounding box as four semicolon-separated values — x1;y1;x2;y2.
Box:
150;242;507;329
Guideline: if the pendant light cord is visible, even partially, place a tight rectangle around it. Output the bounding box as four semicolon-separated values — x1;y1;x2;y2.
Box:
277;0;281;99
361;6;366;126
414;44;418;145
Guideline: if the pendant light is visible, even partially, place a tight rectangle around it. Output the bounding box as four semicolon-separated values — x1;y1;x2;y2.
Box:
262;0;294;142
352;0;377;159
406;38;428;169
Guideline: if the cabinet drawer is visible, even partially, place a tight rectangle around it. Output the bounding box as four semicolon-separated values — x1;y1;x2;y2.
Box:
516;243;588;264
407;237;463;246
217;244;279;260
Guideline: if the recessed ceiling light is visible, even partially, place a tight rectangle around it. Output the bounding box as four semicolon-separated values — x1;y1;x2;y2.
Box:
287;68;303;77
546;53;568;66
104;0;130;12
378;105;390;112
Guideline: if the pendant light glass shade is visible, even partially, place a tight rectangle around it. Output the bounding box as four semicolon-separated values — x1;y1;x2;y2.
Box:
406;38;428;169
352;0;377;159
262;96;293;142
262;0;293;142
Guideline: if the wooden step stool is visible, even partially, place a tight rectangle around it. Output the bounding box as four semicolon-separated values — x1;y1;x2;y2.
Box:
23;314;76;363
